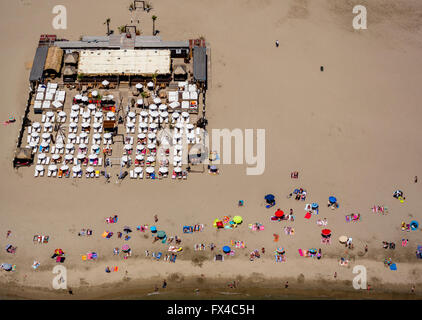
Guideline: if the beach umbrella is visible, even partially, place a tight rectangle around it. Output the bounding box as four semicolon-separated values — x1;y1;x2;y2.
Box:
160;111;168;118
265;194;275;203
123;226;132;233
140;110;148;117
88;154;97;160
139;122;148;129
146;167;154;174
150;110;159;118
174;167;182;173
159;167;168;173
31;132;39;138
181;111;189;119
222;246;231;254
102;80;109;86
48;164;57;171
148;133;156;140
276;247;285;255
92;90;98;97
40;141;49;148
135;83;143;90
58;111;66;117
124;144;132;151
134;167;143;173
321;229;331;236
339;235;348;244
410;221;419;230
80;132;88;139
157;231;166;239
32;122;41;129
149;104;158;111
153;97;161;104
44;122;52;128
68;133;76;140
136;154;144;161
233;216;243;224
66;143;74;149
137;99;143;105
52;154;60;160
55;249;64;255
148;143;156;150
82;96;88;102
75;94;83;101
172;112;180;119
121;156;129;163
46;111;54;118
137;145;145;151
71;104;80;111
64;154;73;161
72;165;81;173
275;209;284;218
82;123;90;129
138;133;146;140
127;122;134;128
312;203;319;210
38;153;46;160
106;111;115;118
35;165;44;172
88;104;96;111
29;141;37;148
60;165;69;171
1;263;13;271
150;226;157;233
329;196;337;204
147;81;154;88
79;143;87;149
159;104;167;112
147;156;155;162
128;111;136;118
150;123;158;130
122;245;130;252
86;166;94;173
69;122;77;128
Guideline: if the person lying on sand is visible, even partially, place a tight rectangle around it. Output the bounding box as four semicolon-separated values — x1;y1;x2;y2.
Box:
273;234;279;242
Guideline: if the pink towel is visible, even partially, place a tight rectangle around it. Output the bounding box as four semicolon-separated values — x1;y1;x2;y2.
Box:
259;225;265;231
298;249;304;256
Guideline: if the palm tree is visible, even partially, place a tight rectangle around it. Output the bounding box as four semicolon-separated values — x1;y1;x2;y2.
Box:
104;18;111;36
152;15;157;35
151;71;158;89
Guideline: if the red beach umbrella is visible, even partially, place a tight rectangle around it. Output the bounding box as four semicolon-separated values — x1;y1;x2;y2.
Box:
275;209;284;218
321;229;331;236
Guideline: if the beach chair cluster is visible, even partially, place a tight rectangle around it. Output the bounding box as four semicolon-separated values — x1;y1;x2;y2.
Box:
249;223;264;231
213;216;240;230
231;240;246;249
372;205;388;214
105;266;119;273
339;257;349;267
194;243;207;251
275;254;286;262
298;248;320;258
33;235;49;244
316;219;328;226
304;203;318;215
292;188;307;201
26;84;199;182
82;252;98;261
105;215;118;224
151;252;177;263
283;227;295;236
249;249;261;261
345;213;361;223
290;171;299;179
183;224;204;233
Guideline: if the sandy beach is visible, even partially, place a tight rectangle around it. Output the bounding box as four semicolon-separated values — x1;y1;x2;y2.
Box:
1;0;422;299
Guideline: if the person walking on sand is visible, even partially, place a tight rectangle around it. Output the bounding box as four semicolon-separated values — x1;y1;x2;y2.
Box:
411;285;415;293
334;272;337;279
275;40;279;47
284;281;289;289
154;214;158;223
6;230;11;238
415;176;418;183
365;244;368;253
162;279;167;289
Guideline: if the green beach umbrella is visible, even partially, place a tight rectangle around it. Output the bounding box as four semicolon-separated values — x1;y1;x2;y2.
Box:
233;216;243;224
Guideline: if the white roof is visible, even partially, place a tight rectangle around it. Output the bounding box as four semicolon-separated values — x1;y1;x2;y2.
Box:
78;49;171;76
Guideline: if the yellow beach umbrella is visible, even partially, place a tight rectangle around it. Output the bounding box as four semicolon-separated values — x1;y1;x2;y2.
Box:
233;216;243;224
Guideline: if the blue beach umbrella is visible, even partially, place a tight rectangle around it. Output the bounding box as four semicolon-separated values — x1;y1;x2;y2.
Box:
150;226;157;233
222;246;231;253
312;203;319;209
390;263;397;271
329;196;337;204
265;194;275;202
410;221;419;231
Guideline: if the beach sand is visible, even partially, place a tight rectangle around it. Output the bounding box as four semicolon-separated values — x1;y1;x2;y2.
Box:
1;0;422;299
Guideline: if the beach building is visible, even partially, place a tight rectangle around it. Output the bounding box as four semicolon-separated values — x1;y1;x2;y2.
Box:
14;33;210;181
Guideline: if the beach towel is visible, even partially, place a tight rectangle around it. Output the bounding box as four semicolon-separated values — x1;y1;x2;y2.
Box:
298;249;304;257
345;215;351;222
259;225;265;231
273;234;279;242
304;212;312;219
113;266;118;272
390;263;397;271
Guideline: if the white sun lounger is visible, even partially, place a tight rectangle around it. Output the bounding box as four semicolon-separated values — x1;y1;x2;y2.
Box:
48;170;52;177
39;170;44;177
34;169;39;177
130;170;135;179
